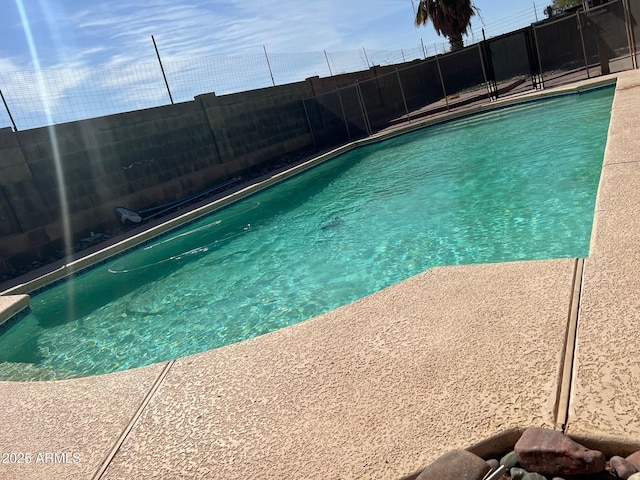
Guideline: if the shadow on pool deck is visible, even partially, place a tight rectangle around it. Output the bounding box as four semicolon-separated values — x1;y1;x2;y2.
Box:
0;71;639;480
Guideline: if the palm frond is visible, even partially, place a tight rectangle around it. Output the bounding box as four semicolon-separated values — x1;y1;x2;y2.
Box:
414;0;476;49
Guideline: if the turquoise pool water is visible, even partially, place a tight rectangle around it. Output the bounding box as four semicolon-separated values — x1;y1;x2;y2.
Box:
0;87;614;381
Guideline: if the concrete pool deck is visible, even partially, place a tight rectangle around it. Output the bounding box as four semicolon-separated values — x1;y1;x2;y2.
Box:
0;71;638;479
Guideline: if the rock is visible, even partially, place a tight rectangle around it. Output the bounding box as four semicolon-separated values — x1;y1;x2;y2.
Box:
486;458;500;472
500;451;519;470
611;455;638;479
510;467;529;480
415;450;491;480
523;474;547;480
628;451;640;470
514;427;605;476
628;474;640;480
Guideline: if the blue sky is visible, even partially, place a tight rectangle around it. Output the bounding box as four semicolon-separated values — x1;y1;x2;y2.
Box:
1;0;545;69
0;0;546;128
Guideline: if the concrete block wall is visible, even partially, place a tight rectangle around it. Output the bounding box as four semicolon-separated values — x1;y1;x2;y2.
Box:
0;101;230;274
197;81;315;176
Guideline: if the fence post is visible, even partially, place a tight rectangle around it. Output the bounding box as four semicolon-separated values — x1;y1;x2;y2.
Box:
337;89;351;139
151;35;174;105
477;43;495;101
577;13;591;79
395;68;411;123
421;38;427;59
435;56;450;111
622;0;638;69
0;89;18;132
302;99;318;149
355;81;372;136
532;26;545;89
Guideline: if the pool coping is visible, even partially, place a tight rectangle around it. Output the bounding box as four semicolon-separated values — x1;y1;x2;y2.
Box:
2;71;640;480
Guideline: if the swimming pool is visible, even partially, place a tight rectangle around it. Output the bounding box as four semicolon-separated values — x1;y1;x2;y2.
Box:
0;86;615;381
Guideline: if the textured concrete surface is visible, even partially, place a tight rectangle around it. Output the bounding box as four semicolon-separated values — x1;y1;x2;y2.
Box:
0;363;166;480
101;259;575;480
566;70;640;447
0;295;29;327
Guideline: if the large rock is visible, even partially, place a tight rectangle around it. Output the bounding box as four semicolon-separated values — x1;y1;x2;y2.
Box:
611;455;638;479
415;450;491;480
514;427;605;476
628;451;640;470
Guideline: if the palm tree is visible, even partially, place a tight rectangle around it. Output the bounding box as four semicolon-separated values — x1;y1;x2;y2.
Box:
414;0;476;52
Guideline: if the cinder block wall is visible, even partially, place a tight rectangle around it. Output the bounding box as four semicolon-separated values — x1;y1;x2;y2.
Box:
197;81;314;174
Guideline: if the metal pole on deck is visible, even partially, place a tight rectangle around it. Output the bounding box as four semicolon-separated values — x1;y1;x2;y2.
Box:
577;13;591;79
337;89;351;139
435;56;449;111
532;26;545;89
355;81;372;135
302;100;317;149
622;0;638;69
152;35;174;105
478;43;494;101
396;68;411;123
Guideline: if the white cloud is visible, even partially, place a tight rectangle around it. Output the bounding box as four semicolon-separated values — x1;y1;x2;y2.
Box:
66;0;419;62
0;57;25;71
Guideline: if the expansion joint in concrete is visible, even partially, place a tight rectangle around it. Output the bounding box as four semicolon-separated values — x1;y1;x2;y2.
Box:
554;258;584;431
92;360;175;480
